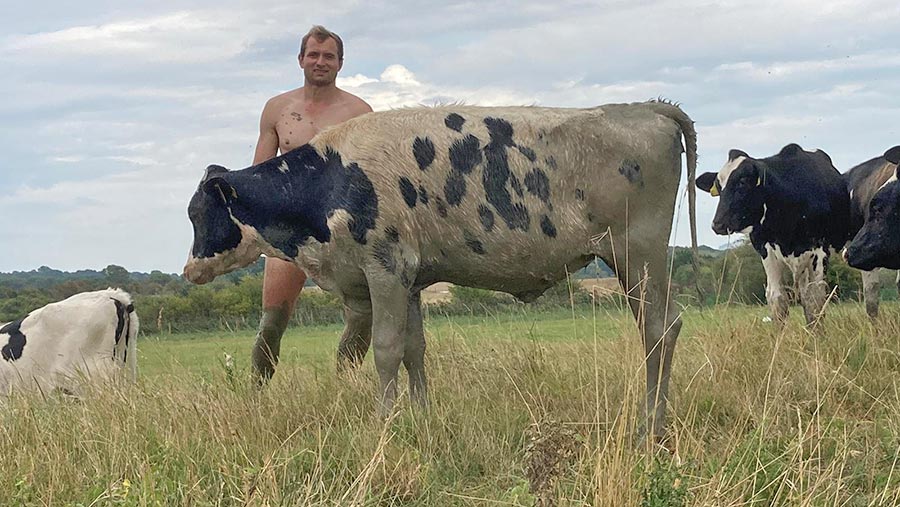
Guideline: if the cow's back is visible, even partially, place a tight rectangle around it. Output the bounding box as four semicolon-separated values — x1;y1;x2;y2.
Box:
751;148;851;254
310;104;687;297
0;288;138;394
844;156;897;234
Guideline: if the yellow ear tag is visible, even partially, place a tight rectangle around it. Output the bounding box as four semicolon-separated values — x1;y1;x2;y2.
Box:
710;185;719;197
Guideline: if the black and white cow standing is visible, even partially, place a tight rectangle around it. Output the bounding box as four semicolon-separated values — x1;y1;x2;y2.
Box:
183;102;699;440
0;288;139;395
696;144;852;326
845;146;900;274
841;146;900;317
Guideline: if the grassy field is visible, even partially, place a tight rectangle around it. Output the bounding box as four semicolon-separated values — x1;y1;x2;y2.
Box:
2;302;900;506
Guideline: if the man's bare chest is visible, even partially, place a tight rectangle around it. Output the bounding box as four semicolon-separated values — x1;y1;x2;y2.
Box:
275;105;348;152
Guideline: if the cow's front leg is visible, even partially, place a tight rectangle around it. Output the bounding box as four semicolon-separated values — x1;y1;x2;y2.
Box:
762;249;789;326
366;274;410;417
404;292;427;408
336;299;373;371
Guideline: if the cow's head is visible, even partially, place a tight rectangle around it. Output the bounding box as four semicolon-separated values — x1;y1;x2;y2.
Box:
183;165;262;284
695;149;766;235
846;146;900;270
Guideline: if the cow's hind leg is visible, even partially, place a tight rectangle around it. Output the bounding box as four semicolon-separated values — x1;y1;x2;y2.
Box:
336;300;373;371
403;292;427;408
602;242;681;442
799;250;829;327
861;269;881;319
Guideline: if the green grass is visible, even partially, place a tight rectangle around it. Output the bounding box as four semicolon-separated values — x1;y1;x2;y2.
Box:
2;302;900;506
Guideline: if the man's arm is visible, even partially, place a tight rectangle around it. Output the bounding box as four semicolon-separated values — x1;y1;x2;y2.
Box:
253;98;280;165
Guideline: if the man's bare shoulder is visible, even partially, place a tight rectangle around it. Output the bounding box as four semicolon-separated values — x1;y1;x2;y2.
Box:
264;88;304;110
339;90;373;116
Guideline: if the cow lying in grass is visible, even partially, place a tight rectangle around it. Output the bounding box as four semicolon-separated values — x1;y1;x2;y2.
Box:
183;102;698;440
0;289;138;395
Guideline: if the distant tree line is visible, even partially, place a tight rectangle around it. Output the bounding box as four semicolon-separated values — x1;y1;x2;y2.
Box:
0;245;891;334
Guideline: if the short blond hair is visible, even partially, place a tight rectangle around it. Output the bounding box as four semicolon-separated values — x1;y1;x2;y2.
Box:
299;25;344;61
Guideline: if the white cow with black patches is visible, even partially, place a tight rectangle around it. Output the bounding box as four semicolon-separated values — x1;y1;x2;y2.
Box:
0;289;139;395
183;102;699;441
696;144;852;326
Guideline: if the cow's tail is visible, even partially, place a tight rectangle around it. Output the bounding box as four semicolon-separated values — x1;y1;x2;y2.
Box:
646;100;703;302
110;290;139;381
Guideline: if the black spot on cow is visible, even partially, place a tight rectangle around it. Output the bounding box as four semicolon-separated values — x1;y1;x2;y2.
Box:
1;318;27;362
463;230;486;255
449;135;482;174
385;225;400;243
575;188;585;201
435;196;448;218
517;145;537;162
619;159;643;186
372;239;396;275
113;299;127;346
540;215;558;238
444;113;465;132
509;173;525;198
222;147;378;256
483;116;531;231
399;177;418;208
545;156;558;170
373;239;413;286
444;172;467;206
413;137;436;171
478;205;495;232
322;149;379;246
525;168;551;204
418;185;429;205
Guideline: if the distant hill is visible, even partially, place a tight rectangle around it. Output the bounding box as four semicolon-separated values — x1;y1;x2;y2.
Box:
2;246;735;287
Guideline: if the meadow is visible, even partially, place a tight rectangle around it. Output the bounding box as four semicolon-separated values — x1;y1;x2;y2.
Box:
1;301;899;506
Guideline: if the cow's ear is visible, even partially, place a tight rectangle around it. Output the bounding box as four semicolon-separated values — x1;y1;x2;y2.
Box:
203;177;237;204
884;146;900;165
696;172;717;194
728;149;748;161
203;164;229;180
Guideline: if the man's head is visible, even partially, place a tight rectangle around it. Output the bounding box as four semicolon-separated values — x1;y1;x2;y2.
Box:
695;149;766;235
299;25;344;86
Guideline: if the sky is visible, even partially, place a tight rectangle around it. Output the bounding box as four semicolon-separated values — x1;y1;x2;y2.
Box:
1;0;899;274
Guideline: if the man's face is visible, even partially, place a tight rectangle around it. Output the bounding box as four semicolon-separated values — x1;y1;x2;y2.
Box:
299;37;342;86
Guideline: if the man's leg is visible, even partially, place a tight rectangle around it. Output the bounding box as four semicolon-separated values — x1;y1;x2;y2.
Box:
252;257;306;383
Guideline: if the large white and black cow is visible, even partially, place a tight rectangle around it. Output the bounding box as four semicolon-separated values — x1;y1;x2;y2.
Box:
0;288;139;395
183;102;699;440
845;146;900;274
696;144;852;326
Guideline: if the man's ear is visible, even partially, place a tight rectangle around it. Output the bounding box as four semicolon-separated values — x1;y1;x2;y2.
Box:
884;145;900;165
696;172;718;194
203;177;236;204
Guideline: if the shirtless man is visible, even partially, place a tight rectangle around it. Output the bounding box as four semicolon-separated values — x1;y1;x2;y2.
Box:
251;25;372;382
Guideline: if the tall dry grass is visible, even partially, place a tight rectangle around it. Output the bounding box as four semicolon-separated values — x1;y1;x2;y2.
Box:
1;302;898;506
